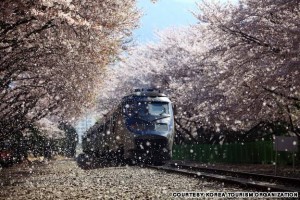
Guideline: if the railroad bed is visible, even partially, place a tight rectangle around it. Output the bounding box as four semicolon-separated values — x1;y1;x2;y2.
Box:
0;159;251;200
170;160;300;178
147;161;300;193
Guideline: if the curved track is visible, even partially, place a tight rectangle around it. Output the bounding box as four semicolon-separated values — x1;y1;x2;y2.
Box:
147;162;300;193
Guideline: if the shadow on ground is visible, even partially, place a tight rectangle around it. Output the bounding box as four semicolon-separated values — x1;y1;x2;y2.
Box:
76;153;129;170
76;153;164;170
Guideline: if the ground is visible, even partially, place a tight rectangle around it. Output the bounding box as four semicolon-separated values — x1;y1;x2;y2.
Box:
0;158;249;200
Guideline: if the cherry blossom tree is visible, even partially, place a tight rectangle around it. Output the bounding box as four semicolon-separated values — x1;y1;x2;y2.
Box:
96;0;300;143
95;26;220;142
196;0;300;136
0;0;139;138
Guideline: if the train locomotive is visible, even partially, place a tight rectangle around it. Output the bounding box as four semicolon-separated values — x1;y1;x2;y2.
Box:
82;89;175;164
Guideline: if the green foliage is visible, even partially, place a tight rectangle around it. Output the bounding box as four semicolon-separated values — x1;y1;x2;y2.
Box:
25;125;68;158
173;141;300;165
294;102;300;110
176;120;294;146
27;126;46;157
59;122;78;157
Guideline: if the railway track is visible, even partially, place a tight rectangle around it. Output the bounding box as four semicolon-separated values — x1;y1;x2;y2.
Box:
147;162;300;193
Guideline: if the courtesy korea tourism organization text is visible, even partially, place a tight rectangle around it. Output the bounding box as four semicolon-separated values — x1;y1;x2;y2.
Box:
171;192;298;198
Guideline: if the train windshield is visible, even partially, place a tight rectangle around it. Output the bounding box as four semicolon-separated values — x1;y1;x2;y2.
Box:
124;101;169;116
139;102;169;116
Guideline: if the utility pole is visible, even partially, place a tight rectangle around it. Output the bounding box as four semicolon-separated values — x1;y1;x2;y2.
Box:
85;113;88;132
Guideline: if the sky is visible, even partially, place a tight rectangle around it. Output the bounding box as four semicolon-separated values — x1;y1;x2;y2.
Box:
134;0;199;43
76;0;200;137
76;0;236;138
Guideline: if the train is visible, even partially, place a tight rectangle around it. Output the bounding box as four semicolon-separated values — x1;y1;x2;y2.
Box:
81;89;175;165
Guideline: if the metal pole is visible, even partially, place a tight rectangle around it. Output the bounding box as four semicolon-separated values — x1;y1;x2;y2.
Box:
275;144;278;176
85;113;88;132
293;153;295;172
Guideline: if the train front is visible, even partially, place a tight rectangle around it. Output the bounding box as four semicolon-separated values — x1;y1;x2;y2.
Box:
123;90;175;163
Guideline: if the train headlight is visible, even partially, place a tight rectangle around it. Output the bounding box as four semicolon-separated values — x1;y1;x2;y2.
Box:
155;123;168;131
156;119;164;123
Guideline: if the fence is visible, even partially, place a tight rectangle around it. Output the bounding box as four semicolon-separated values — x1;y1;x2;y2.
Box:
172;141;300;165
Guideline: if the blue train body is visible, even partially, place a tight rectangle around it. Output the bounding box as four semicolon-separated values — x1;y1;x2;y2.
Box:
82;89;175;163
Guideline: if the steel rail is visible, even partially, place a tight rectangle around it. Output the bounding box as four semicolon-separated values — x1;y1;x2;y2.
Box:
147;164;300;193
169;162;300;188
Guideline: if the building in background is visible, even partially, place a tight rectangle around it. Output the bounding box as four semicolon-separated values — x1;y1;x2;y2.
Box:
75;115;96;143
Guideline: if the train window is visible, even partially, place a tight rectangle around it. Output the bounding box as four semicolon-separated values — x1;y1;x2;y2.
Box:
124;101;170;116
136;101;148;115
136;101;169;116
148;102;169;115
98;125;104;132
105;122;110;132
123;101;135;116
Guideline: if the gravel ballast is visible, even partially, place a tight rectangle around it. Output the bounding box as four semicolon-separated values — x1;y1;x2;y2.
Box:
0;159;247;199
